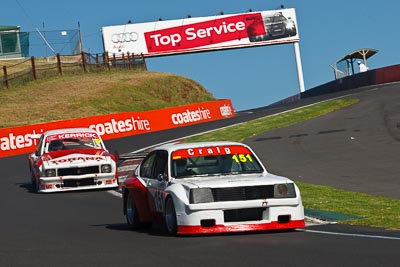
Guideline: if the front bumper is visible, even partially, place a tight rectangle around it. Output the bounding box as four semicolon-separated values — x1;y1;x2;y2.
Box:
38;173;118;193
175;204;305;235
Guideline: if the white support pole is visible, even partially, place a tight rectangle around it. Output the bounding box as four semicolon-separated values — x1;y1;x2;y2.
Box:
293;41;305;93
36;27;56;55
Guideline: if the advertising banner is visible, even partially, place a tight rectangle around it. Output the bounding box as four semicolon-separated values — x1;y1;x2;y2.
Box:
0;99;234;158
102;8;298;57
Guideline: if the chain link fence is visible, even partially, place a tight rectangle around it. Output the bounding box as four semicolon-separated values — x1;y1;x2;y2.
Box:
0;29;82;59
1;27;147;89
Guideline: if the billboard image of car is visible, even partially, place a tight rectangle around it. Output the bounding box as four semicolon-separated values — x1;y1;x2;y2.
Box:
247;11;297;42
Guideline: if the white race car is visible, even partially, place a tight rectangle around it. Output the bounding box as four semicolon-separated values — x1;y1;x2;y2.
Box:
122;141;305;235
28;128;118;193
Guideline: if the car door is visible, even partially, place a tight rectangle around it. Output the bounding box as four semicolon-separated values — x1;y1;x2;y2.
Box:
29;134;45;179
145;150;169;216
138;151;156;204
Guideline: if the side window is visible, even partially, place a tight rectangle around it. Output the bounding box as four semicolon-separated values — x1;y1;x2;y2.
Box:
35;135;44;156
152;151;168;179
139;153;156;178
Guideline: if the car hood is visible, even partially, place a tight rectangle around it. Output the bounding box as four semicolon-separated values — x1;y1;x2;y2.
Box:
41;149;113;168
172;172;294;189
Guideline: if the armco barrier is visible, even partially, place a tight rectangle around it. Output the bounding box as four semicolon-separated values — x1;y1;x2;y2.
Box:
375;64;400;84
300;69;376;99
301;64;400;99
271;64;400;106
0;99;234;158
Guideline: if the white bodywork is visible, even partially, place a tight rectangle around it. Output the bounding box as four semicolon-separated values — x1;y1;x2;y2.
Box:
28;128;118;193
123;141;305;235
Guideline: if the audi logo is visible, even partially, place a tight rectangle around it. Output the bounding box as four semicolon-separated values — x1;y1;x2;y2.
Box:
111;32;139;43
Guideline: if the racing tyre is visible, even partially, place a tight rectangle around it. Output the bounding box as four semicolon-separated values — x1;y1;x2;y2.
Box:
165;197;177;235
126;192;140;229
30;171;38;192
30;174;36;190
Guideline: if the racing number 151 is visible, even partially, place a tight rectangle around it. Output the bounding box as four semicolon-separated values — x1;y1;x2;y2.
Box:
232;154;253;163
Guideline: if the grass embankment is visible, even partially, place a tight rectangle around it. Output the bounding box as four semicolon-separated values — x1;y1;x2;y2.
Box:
186;98;400;230
0;70;214;128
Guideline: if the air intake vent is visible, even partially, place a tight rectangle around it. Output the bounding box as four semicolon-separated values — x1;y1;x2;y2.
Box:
224;208;265;222
58;166;99;176
211;185;274;202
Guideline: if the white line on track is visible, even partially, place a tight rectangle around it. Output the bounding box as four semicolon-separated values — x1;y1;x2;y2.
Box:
108;187;400;241
297;229;400;241
108;189;122;198
112;86;381;162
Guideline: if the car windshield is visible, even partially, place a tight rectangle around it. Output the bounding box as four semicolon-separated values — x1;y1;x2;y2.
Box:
264;14;286;23
45;132;103;152
171;145;264;178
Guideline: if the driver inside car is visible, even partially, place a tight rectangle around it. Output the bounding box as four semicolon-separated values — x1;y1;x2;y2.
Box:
175;158;195;177
48;140;64;152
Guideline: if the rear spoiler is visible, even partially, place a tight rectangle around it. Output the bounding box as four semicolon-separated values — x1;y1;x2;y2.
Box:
30;134;42;140
119;152;148;160
115;152;147;167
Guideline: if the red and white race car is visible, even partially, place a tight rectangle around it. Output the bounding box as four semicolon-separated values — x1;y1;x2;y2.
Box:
28;128;118;193
122;141;305;235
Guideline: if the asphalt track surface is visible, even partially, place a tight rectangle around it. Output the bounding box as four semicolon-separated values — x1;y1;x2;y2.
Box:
1;83;400;266
247;84;400;199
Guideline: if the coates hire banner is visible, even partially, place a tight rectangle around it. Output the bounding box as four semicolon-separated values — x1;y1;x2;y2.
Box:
0;99;234;158
102;8;298;57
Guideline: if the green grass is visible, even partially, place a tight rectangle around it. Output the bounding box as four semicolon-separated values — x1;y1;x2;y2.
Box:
297;181;400;230
186;98;400;230
187;98;358;143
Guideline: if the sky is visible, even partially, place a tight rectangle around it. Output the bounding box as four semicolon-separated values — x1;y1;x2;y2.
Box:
2;0;400;111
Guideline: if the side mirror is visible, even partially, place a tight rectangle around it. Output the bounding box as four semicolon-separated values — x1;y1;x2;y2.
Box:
156;173;167;182
114;150;120;163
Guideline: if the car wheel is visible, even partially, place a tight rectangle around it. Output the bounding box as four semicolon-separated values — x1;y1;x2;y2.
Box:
165;197;177;235
30;173;36;190
30;172;39;192
29;165;36;190
126;191;140;229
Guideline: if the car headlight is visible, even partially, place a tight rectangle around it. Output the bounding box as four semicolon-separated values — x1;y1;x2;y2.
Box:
190;188;214;204
285;21;295;29
274;183;296;198
101;164;112;173
44;169;56;177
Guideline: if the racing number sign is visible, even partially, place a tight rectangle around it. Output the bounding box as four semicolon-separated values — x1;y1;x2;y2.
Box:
147;179;167;213
232;154;253;163
154;189;164;212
